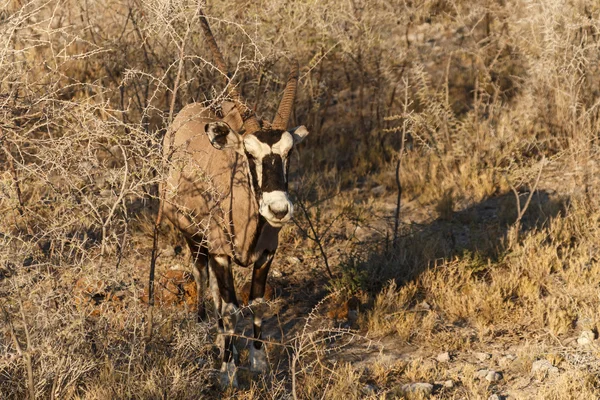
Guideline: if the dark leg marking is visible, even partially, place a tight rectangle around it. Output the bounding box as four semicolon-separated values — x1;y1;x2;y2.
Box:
208;255;239;386
249;251;275;373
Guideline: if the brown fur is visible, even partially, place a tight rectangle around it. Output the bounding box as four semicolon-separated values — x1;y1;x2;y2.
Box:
162;102;279;266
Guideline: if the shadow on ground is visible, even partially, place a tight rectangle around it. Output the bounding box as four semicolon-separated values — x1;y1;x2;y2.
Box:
236;189;569;377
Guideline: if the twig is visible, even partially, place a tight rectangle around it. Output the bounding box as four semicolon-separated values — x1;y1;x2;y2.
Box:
509;157;546;244
296;197;334;280
2;301;36;399
101;142;128;260
291;349;299;400
2;134;26;217
393;78;409;247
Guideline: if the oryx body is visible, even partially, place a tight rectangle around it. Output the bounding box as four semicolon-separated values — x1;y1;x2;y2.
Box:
163;102;280;267
161;16;308;384
162;11;308;386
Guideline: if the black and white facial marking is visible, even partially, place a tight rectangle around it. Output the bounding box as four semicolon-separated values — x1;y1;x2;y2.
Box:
244;129;294;227
205;121;309;227
244;126;309;227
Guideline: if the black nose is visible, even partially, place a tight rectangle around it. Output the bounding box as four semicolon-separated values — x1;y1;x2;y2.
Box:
269;205;289;220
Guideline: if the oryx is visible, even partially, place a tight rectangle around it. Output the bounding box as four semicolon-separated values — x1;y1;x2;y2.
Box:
161;11;309;386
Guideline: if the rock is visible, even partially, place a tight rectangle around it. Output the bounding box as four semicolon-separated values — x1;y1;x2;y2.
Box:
371;185;386;196
577;330;596;346
160;246;175;258
437;352;451;363
474;352;492;362
354;226;371;241
435;379;454;388
402;382;433;396
362;384;378;395
488;395;504;400
383;202;398;211
476;369;489;379
499;354;517;368
531;359;559;376
486;370;503;382
286;256;301;265
271;268;283;278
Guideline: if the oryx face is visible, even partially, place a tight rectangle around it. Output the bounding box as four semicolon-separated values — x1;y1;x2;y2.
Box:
205;122;309;228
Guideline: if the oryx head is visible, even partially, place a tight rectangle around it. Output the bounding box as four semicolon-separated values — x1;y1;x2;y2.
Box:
205;64;309;228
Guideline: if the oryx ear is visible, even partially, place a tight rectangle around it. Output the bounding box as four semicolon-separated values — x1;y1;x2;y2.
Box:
289;125;309;144
205;121;243;153
221;102;244;132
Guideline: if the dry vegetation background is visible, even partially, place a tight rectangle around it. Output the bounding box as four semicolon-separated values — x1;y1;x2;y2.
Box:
2;0;600;398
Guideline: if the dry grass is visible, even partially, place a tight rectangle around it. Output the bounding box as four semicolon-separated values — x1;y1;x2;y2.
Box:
3;0;600;398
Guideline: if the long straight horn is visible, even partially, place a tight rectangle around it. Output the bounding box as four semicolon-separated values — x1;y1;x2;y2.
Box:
198;9;261;134
272;61;299;130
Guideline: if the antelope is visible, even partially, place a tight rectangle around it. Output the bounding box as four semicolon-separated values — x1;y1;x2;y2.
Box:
161;12;309;386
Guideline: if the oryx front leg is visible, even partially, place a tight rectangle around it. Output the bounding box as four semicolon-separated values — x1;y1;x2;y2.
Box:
249;251;274;373
185;238;208;322
209;255;240;388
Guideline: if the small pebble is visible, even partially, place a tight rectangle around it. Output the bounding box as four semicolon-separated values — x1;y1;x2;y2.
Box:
476;369;489;379
531;359;559;376
434;379;454;388
499;354;516;368
577;330;596;346
475;352;492;362
362;384;378;394
402;382;433;396
271;269;283;278
486;370;503;382
286;256;300;265
415;301;431;311
437;352;451;363
371;185;386;196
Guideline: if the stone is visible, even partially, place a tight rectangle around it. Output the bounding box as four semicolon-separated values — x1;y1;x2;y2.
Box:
354;226;372;241
444;380;454;388
499;354;517;368
485;370;503;382
476;369;489;379
160;245;175;258
414;301;431;311
362;384;378;395
437;352;451;363
577;330;596;346
488;395;504;400
402;382;433;396
531;359;559;376
271;268;283;278
286;256;301;265
474;352;492;362
371;185;386;196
